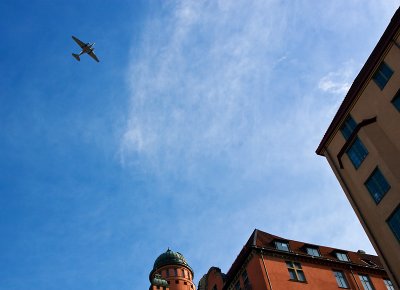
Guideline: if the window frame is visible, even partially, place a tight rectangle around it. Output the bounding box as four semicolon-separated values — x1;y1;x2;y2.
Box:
275;241;290;252
384;278;394;290
241;270;250;287
359;274;375;290
333;270;349;288
387;205;400;242
234;281;241;290
335;252;350;262
346;137;368;169
340;115;357;140
286;261;306;282
372;62;394;90
392;89;400;112
364;167;391;204
306;247;320;257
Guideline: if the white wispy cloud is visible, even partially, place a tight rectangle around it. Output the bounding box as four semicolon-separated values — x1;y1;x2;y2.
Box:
120;0;398;280
318;62;355;95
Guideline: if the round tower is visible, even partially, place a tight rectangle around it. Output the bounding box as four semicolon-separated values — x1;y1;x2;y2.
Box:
149;249;195;290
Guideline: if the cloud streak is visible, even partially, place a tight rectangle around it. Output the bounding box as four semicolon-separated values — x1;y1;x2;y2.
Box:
120;0;399;282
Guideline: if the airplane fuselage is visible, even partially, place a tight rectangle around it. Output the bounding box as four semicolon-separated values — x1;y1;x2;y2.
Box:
79;43;95;55
71;36;99;62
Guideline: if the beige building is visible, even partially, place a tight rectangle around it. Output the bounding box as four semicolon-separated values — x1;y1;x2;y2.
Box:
316;7;400;289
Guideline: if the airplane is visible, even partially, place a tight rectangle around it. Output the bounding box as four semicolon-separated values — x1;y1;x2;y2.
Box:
71;36;99;62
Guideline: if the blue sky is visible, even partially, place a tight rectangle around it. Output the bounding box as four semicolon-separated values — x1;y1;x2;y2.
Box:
1;1;399;289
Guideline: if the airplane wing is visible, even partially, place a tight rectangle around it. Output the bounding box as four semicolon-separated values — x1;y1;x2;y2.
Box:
88;51;100;62
72;36;86;48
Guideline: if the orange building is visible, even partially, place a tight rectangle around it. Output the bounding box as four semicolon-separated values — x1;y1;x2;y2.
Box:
316;7;400;287
198;229;394;290
149;249;196;290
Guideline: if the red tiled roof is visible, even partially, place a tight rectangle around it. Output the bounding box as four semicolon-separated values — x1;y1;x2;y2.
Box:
223;229;385;288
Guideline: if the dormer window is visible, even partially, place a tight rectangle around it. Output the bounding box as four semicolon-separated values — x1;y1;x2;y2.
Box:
335;252;349;262
306;247;320;257
275;241;290;252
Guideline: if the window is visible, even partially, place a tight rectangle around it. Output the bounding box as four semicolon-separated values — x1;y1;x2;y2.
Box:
340;115;357;140
365;168;391;204
242;270;250;287
384;279;394;290
212;285;218;290
387;206;400;242
373;62;393;90
359;274;375;290
336;252;349;262
306;247;320;257
286;261;306;282
392;89;400;111
234;281;241;290
346;138;368;169
275;241;289;252
165;269;169;277
174;268;178;277
333;271;349;288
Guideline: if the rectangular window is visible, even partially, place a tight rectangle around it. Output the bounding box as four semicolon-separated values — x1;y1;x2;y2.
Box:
373;62;393;90
387;206;400;242
306;247;320;257
234;281;241;290
392;89;400;112
334;271;349;288
359;274;375;290
336;252;349;262
346;137;368;169
365;168;391;204
286;261;306;282
241;270;249;287
275;241;289;252
340;115;357;140
384;279;394;290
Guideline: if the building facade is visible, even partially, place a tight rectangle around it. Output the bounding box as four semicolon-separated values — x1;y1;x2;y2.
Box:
316;8;400;288
199;229;394;290
149;249;196;290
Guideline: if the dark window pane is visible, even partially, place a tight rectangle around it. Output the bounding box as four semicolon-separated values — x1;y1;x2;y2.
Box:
373;62;393;90
334;271;349;288
276;242;289;251
297;270;306;282
306;247;320;256
346;138;368;169
340;115;357;140
359;275;374;290
288;269;296;280
384;279;394;290
365;168;391;204
387;207;400;242
336;252;349;261
392;90;400;112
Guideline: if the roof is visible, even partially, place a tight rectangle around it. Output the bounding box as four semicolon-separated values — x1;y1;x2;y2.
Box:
149;248;194;281
223;229;385;288
316;7;400;155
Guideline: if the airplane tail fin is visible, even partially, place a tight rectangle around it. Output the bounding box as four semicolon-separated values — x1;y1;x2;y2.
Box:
72;53;80;61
